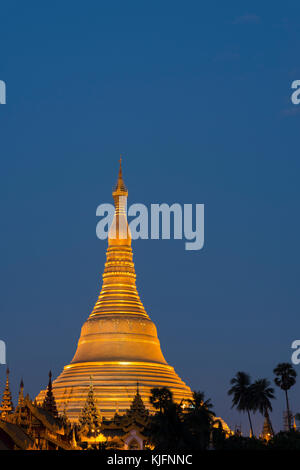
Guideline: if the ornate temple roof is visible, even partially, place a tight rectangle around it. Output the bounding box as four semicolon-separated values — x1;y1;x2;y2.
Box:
0;368;14;418
0;419;34;450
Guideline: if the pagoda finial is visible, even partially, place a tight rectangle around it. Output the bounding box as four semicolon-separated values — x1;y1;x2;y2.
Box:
113;155;127;196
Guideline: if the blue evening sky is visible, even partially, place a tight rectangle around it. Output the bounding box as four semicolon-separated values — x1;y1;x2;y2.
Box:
1;1;300;434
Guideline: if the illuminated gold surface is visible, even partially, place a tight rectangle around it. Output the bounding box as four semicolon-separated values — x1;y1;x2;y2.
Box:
37;160;192;421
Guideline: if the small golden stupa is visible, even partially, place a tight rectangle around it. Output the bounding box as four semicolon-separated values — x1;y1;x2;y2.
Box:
37;160;192;421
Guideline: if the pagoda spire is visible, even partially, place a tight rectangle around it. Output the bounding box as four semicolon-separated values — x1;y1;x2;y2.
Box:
17;378;24;408
261;411;274;440
0;367;14;418
126;382;148;420
15;378;27;425
89;158;148;319
113;155;128;196
79;377;101;436
109;157;130;245
43;371;58;418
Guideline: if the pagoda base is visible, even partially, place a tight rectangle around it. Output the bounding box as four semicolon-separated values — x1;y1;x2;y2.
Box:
36;361;193;422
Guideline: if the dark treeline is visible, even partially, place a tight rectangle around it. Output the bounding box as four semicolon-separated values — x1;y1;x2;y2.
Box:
147;362;300;450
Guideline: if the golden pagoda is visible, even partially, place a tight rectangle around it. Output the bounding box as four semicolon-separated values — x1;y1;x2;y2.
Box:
37;160;192;421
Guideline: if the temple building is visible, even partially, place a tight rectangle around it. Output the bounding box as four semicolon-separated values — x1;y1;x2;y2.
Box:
0;376;75;450
0;370;232;450
37;160;193;421
100;383;151;450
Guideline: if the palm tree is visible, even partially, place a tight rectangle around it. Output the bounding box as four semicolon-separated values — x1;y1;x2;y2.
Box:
251;378;275;436
186;391;214;413
228;371;254;437
273;363;297;431
184;391;216;450
149;387;173;414
149;402;187;450
148;388;187;450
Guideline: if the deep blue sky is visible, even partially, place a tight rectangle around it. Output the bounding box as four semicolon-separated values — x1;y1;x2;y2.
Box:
1;1;300;435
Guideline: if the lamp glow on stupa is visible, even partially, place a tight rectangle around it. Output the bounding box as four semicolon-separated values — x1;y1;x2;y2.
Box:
37;159;192;421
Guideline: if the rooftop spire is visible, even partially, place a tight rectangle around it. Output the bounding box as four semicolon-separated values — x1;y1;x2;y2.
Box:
126;383;148;420
0;367;14;418
17;378;25;408
79;377;101;435
42;370;58;418
15;378;26;425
